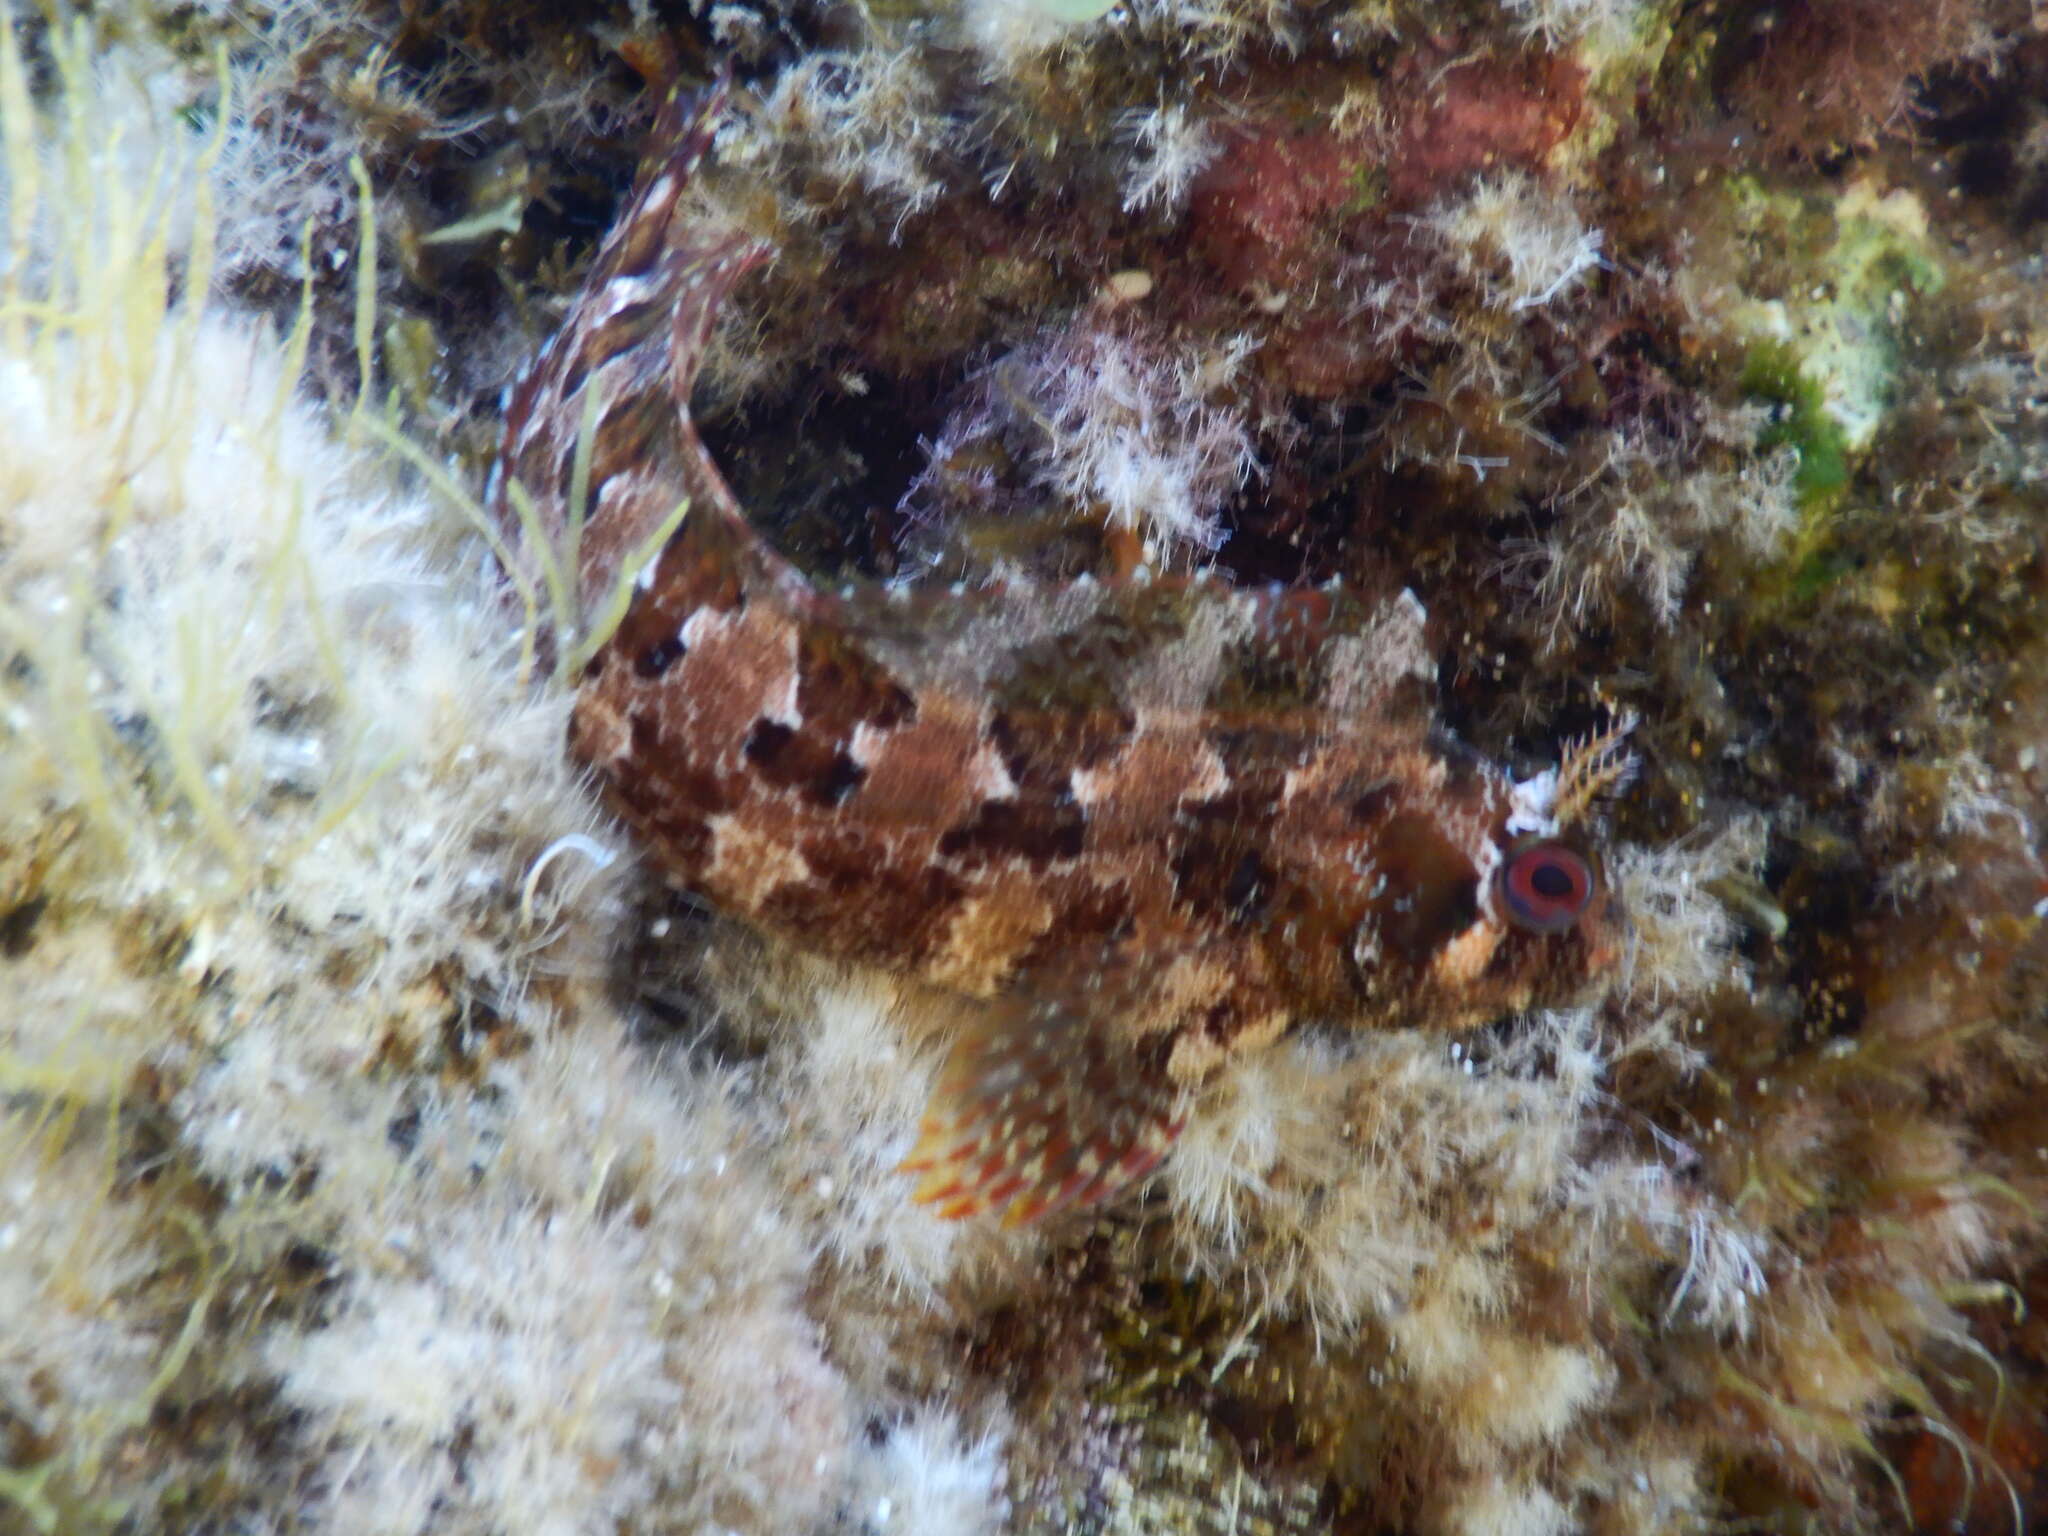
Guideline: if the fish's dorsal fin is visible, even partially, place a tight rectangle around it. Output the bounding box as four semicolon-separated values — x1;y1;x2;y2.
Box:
901;997;1183;1227
494;80;807;661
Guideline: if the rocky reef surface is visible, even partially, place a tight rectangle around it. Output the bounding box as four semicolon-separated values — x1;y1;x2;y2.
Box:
3;1;2048;1532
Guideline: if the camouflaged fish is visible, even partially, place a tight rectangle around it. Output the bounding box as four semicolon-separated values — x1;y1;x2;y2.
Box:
493;85;1631;1226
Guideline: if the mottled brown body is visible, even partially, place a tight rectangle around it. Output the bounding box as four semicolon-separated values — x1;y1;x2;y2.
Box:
495;87;1625;1222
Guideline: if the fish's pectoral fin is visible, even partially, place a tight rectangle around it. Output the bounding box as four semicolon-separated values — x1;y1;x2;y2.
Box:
900;998;1183;1227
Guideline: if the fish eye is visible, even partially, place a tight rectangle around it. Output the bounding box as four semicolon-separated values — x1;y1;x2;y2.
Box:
1498;841;1595;934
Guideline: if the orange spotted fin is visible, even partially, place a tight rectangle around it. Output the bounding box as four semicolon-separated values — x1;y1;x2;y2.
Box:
901;1000;1184;1227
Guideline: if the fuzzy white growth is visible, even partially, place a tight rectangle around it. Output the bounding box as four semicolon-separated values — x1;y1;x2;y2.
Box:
672;955;1034;1495
259;1031;855;1536
1104;0;1339;60
1497;0;1646;46
1506;769;1561;837
0;271;627;1033
0;922;160;1106
1662;1202;1771;1332
715;958;1030;1300
1502;419;1799;644
1119;103;1219;215
1609;817;1762;1005
1;40;1015;1532
1164;1040;1352;1253
1165;1001;1762;1519
1444;1477;1573;1536
208;85;357;285
277;1202;684;1536
0;1125;166;1449
958;0;1102;65
919;325;1261;554
726;51;951;230
1035;329;1260;551
1427;173;1606;313
851;1413;1012;1536
1168;1013;1615;1334
1934;746;2032;841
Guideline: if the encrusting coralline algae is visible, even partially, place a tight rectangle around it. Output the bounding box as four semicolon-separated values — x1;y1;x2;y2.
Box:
3;1;2048;1532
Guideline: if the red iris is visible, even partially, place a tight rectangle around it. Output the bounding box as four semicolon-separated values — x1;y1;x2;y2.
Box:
1499;842;1595;934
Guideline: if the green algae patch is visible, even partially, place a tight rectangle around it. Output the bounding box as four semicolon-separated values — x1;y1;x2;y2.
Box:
1721;180;1947;605
1723;178;1945;458
1741;340;1850;513
1737;340;1854;605
1339;161;1386;218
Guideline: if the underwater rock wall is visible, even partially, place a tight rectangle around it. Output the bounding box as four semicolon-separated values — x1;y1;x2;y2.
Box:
3;1;2047;1531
